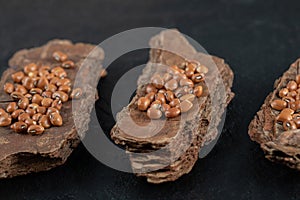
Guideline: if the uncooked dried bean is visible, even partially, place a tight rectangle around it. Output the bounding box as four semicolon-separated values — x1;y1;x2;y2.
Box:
27;125;44;135
56;78;71;87
169;98;180;107
145;92;155;102
186;63;197;72
39;115;51;128
37;76;49;89
41;98;53;107
28;103;39;111
28;71;38;78
46;73;55;80
158;89;166;94
145;84;157;94
196;65;209;74
15;84;27;95
45;84;57;93
37;106;47;114
25;119;36;126
10;121;27;133
194;85;203;97
185;69;194;78
18;113;30;122
62;60;75;69
24;63;37;74
41;91;52;98
0;115;12;127
192;73;205;83
10;91;24;100
46;107;59;115
165;91;174;102
11;109;25;119
163;73;172;82
22;76;35;90
11;71;24;83
6;102;18;113
51;99;63;110
70;88;82;100
17;98;29;110
289;100;300;112
52;91;68;102
271;99;287;111
296;75;300;84
147;107;162;119
287;81;298;91
174;87;185;98
4;83;14;94
32;113;42;121
288;91;297;98
52;51;68;62
150;100;162;110
31;94;43;105
155;93;166;104
283;120;297;131
49;112;63;126
29;88;43;95
165;107;181;118
137;97;151;111
0;108;6;116
25;108;36;117
24;93;33;101
180;100;193;113
164;79;178;91
276;108;294;123
151;75;164;89
58;85;71;94
279;88;289;98
161;103;171;112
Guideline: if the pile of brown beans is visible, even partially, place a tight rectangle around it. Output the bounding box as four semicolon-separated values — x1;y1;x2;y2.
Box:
137;61;208;119
0;51;83;135
271;75;300;131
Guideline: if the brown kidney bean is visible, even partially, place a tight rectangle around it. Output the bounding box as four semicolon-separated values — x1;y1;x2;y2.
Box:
151;75;164;89
28;103;39;111
169;98;180;107
24;93;32;101
25;119;36;126
150;100;162;109
62;60;75;68
37;106;47;114
276;108;294;123
271;99;287;111
25;108;36;117
4;83;14;94
161;103;171;112
0;115;12;127
163;73;172;82
165;91;174;102
165;107;181;118
22;76;35;90
27;125;44;135
11;109;25;119
192;73;205;83
51;99;63;110
180;94;195;102
24;63;37;74
49;112;63;126
180;79;194;87
196;65;209;74
10;121;27;133
31;94;43;105
164;79;178;91
37;76;49;89
18;113;30;122
145;92;155;102
15;84;27;95
194;85;203;97
145;84;157;94
147;107;162;119
39;115;51;128
45;84;57;93
53;51;68;62
70;88;82;100
289;100;300;112
10;91;24;100
56;78;71;87
155;93;166;104
46;107;59;115
180;100;193;113
283;120;297;131
137;97;151;111
287;81;298;91
279;88;289;98
41;91;52;98
11;71;24;83
29;88;43;95
41;98;53;107
32;113;42;121
18;98;29;110
6;102;18;113
58;85;71;94
52;91;68;102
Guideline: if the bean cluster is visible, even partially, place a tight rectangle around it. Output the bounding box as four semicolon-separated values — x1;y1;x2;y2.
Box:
271;75;300;131
0;51;83;135
137;61;208;119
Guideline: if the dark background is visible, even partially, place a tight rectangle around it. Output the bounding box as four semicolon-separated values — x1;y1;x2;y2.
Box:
0;0;299;199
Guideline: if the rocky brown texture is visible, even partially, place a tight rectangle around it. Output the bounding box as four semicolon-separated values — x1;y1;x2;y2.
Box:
0;40;104;178
110;30;234;184
249;59;300;170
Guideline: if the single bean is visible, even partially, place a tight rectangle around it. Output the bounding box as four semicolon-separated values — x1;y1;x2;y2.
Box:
164;79;178;91
194;85;203;97
58;85;71;94
11;109;25;119
18;97;29;110
276;108;294;123
151;100;162;110
165;107;181;118
25;108;36;117
32;94;43;105
24;63;37;74
18;113;30;122
279;88;289;98
22;76;35;90
180;94;196;102
287;81;298;91
49;112;63;126
11;71;24;83
15;84;27;95
296;75;300;84
37;106;47;114
24;93;33;101
151;75;164;89
155;93;166;104
196;65;209;74
169;98;180;107
41;98;53;107
41;91;52;98
165;91;174;102
52;51;68;62
45;84;57;93
161;103;171;112
56;78;71;87
6;102;18;113
145;84;157;94
10;121;27;133
283;120;297;131
0;115;12;127
147;107;162;119
27;125;44;135
192;73;205;83
145;92;155;102
4;83;14;94
180;79;194;87
39;115;51;128
37;76;49;89
62;60;75;69
25;118;37;126
10;91;24;100
29;88;43;95
32;113;42;121
137;97;151;111
271;99;287;111
46;107;59;116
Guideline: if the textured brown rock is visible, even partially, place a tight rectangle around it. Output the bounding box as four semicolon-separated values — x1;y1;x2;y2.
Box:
110;30;234;183
249;59;300;170
0;40;104;178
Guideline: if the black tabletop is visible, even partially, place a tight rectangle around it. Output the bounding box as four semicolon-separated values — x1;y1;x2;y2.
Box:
0;0;299;199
